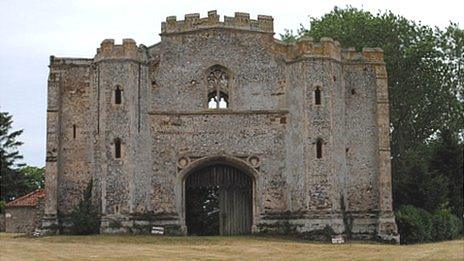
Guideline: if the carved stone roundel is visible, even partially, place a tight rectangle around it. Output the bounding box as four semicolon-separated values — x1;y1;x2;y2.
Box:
177;157;190;169
247;155;260;168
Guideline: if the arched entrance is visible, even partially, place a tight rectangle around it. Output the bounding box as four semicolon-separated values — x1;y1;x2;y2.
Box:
185;164;253;236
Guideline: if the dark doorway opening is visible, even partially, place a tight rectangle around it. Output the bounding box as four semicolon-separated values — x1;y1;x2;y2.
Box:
185;164;252;236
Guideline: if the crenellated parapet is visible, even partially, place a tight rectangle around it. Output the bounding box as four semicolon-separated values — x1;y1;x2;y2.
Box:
277;37;342;61
94;38;147;62
274;37;385;64
161;10;273;35
48;56;92;68
342;47;385;63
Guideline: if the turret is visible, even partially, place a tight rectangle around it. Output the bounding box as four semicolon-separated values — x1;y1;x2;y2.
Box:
92;38;149;233
95;38;146;62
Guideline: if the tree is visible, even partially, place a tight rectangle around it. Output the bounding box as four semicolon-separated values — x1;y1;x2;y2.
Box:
19;166;45;189
0;111;25;210
0;111;45;213
0;111;24;170
428;129;464;218
391;147;448;211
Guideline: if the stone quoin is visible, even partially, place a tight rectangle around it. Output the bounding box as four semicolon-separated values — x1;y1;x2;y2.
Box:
41;10;399;242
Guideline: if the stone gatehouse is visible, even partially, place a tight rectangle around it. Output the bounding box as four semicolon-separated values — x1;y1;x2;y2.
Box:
42;10;399;241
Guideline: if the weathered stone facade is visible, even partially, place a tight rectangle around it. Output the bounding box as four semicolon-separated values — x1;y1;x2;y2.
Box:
42;11;398;241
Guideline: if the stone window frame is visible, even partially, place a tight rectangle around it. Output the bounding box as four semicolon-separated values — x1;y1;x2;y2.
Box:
316;138;324;159
72;124;77;139
312;84;324;106
204;65;234;110
113;84;123;105
112;137;124;160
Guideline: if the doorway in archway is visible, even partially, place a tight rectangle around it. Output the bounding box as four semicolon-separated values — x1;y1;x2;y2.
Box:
185;164;252;236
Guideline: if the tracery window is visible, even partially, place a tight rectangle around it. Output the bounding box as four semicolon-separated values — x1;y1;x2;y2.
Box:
207;68;229;109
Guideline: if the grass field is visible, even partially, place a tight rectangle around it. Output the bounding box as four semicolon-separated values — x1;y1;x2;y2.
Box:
0;233;463;260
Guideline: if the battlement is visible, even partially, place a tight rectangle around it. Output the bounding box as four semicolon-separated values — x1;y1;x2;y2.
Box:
276;37;342;61
94;38;147;62
49;56;93;67
276;37;384;63
161;10;273;35
342;47;384;63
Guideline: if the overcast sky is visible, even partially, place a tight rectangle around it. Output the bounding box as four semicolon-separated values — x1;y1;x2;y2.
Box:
0;0;462;167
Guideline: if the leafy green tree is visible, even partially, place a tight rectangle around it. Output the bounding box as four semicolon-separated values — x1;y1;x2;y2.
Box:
1;168;30;202
437;24;464;134
428;129;464;218
1;165;44;208
392;145;451;214
19;166;45;189
392;149;429;209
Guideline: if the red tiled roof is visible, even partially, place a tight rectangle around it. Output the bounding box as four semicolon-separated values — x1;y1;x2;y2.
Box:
5;189;45;207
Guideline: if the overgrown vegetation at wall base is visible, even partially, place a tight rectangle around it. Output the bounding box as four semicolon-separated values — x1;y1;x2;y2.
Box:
396;205;461;244
69;181;100;235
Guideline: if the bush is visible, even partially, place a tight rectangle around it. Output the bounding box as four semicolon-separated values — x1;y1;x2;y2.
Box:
431;209;461;241
396;205;432;244
69;181;100;234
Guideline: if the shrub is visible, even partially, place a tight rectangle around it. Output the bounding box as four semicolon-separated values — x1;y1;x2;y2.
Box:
69;181;100;235
395;205;432;244
431;209;461;241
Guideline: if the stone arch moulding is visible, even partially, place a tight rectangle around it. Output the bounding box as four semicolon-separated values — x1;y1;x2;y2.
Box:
175;154;260;235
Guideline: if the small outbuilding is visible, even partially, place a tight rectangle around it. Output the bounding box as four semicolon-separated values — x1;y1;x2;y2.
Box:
4;189;45;233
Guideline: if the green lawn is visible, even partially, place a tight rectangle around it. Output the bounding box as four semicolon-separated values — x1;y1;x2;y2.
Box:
0;233;463;260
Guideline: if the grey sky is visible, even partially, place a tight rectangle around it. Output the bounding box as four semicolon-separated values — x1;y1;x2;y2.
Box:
0;0;462;167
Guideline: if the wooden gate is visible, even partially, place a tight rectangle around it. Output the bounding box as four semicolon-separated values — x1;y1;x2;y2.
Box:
186;164;252;236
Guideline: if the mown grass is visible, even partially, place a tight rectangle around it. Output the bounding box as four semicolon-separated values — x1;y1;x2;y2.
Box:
0;233;463;260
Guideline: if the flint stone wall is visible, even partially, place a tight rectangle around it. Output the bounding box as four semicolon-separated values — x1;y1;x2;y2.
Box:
42;11;399;242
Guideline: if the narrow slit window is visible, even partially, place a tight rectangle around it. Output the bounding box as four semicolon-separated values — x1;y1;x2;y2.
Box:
114;138;121;159
316;139;323;159
315;87;321;105
115;86;122;104
72;124;76;139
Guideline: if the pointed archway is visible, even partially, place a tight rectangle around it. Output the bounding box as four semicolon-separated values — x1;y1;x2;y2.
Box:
185;164;252;235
